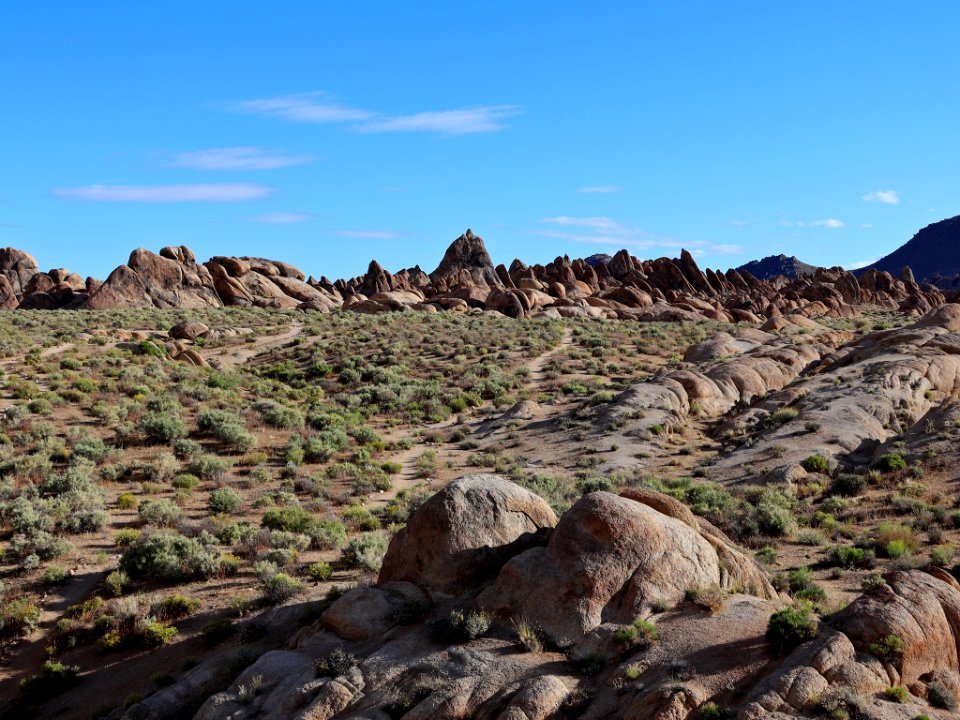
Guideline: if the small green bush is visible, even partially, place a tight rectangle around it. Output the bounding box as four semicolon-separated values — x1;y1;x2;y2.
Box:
882;685;907;703
154;593;200;620
875;453;907;473
801;455;830;474
869;634;905;662
928;679;958;710
208;487;242;515
140;411;187;443
766;605;818;655
307;562;333;581
142;621;178;647
340;531;389;572
830;473;866;497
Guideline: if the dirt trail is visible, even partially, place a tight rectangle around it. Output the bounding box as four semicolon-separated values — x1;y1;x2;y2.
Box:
0;564;108;689
364;328;575;512
528;327;573;388
207;322;305;370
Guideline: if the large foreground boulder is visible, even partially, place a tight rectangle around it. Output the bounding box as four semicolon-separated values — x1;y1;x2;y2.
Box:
377;474;557;597
479;491;773;641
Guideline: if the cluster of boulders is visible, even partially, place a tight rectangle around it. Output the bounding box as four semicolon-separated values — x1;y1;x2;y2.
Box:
0;230;943;322
123;474;960;720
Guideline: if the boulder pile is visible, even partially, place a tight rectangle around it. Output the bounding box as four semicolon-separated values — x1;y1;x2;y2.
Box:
0;230;941;322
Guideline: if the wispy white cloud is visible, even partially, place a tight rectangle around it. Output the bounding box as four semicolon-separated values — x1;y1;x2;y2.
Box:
171;147;315;171
811;219;845;228
534;216;740;257
231;92;373;123
358;105;519;135
542;216;630;232
54;183;272;202
232;92;519;135
578;185;620;194
862;190;900;205
781;219;845;229
333;230;402;240
861;223;874;229
248;212;314;224
846;258;877;270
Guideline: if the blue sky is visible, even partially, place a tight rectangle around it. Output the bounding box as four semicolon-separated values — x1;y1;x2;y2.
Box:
2;2;958;281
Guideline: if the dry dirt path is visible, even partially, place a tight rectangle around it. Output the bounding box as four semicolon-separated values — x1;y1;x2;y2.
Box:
364;327;574;512
528;327;573;388
0;563;109;692
206;322;305;370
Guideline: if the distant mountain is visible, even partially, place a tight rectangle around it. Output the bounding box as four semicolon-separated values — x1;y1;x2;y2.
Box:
736;254;819;280
859;215;960;285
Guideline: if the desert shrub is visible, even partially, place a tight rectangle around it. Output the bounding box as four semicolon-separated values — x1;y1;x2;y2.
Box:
118;493;138;510
104;570;129;597
314;646;355;677
829;546;873;569
119;531;220;581
442;609;493;643
142;621;178;647
19;660;80;700
766;605;818;655
172;473;200;490
256;568;303;603
931;544;956;566
307;562;333;581
262;505;312;533
255;400;304;429
696;703;728;719
310;519;348;550
42;565;69;585
197;409;256;452
188;454;231;481
876;522;917;555
928;679;958;710
154;594;200;620
1;595;42;641
340;531;389;572
139;498;182;527
201;617;235;647
882;685;907;703
830;473;866;497
801;455;830;474
869;634;905;663
768;407;799;425
614;617;659;646
173;438;202;458
755;498;796;537
140;411;187;443
686;585;727;614
875;453;907;473
512;617;542;653
208;487;242;515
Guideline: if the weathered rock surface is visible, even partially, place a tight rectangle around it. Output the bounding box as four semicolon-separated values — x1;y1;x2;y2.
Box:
377;474;557;597
479;491;774;641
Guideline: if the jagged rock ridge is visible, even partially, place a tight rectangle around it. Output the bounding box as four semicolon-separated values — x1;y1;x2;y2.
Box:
0;228;945;324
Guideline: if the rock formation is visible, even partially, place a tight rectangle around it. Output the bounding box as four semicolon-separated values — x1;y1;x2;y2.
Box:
0;227;945;321
132;474;960;720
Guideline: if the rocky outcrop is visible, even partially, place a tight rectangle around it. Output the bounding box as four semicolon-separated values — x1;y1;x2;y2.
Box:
429;228;503;293
478;491;775;641
0;225;945;319
377;474;557;597
86;247;221;309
